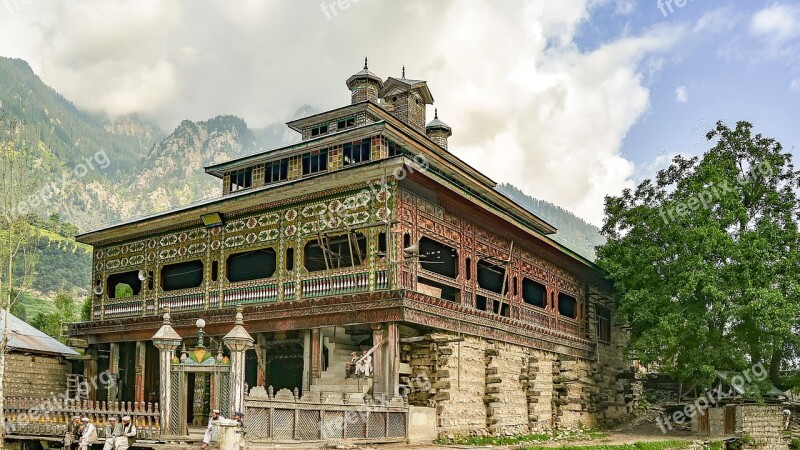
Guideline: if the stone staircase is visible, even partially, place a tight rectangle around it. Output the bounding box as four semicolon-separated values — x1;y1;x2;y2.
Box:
309;332;372;403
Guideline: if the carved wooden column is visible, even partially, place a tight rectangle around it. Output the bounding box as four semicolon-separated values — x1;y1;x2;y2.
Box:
223;306;254;416
135;341;147;404
385;322;400;398
151;308;182;433
371;324;385;397
108;343;120;403
311;328;321;379
302;330;311;393
84;346;98;401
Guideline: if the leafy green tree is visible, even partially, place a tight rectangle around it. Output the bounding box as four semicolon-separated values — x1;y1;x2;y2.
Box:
597;121;800;388
30;292;76;342
115;283;134;299
81;296;92;321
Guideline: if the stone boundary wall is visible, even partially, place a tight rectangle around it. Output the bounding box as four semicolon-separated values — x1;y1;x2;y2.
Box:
739;404;788;450
403;329;639;438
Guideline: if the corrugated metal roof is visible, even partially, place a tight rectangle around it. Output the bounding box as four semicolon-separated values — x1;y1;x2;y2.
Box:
0;310;78;356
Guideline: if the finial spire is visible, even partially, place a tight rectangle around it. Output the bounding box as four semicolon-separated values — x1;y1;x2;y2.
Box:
402;65;405;79
364;57;368;70
434;108;438;119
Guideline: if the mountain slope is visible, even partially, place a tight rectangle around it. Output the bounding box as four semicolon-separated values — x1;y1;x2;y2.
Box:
496;183;605;261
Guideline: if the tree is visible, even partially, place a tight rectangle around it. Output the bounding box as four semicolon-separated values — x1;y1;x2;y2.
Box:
31;292;78;341
597;121;800;389
0;112;40;447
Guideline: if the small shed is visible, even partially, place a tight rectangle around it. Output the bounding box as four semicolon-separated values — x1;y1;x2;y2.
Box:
691;371;787;450
0;310;79;398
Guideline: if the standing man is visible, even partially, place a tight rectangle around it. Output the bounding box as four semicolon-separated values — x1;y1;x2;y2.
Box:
78;418;97;450
117;416;137;450
102;417;121;450
201;409;224;449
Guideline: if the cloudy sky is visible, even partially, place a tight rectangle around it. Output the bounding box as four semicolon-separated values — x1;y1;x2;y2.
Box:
1;0;798;225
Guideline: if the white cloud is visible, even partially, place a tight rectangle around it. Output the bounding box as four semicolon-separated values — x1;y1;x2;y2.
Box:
694;7;740;34
0;0;685;225
675;85;689;103
615;0;635;16
750;3;800;42
792;78;800;92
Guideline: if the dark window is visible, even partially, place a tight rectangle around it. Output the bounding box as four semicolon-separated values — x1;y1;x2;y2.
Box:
419;237;458;278
403;233;411;249
265;159;289;184
211;261;218;282
304;232;367;272
465;258;471;280
229;168;253;192
302;149;328;175
476;295;488;311
343;139;371;166
513;277;518;296
311;124;328;136
388;140;402;157
227;248;277;282
378;231;387;255
493;299;510;317
286;247;295;271
522;278;547;308
477;259;506;293
161;260;204;291
597;306;611;343
107;271;142;298
558;293;577;319
337;117;356;130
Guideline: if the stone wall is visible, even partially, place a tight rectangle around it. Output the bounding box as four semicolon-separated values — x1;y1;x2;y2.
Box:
739;405;788;450
403;328;638;438
4;352;71;398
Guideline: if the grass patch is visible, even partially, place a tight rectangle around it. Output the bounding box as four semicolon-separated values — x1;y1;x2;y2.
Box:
435;429;608;446
520;440;695;450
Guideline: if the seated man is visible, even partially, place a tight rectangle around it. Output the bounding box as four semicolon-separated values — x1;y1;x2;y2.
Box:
345;351;358;378
78;418;97;450
201;409;224;449
356;349;373;378
102;416;121;450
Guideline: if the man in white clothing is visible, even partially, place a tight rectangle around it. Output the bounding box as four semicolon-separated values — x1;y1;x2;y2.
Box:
79;418;97;450
201;409;224;449
102;416;121;450
116;415;137;450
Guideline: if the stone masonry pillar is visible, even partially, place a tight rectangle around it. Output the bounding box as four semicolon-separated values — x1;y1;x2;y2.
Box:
386;322;400;398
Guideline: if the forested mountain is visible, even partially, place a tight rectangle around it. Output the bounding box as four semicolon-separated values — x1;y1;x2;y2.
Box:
496;184;605;261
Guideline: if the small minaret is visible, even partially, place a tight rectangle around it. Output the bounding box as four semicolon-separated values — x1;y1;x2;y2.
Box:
346;57;383;104
378;67;434;133
426;109;452;150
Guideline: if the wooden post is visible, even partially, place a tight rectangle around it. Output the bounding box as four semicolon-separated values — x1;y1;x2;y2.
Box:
302;330;311;393
135;341;147;404
311;328;321;379
84;346;98;401
371;324;384;397
385;323;399;398
108;343;120;403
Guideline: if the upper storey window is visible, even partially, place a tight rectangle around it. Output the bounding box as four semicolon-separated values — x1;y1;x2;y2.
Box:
343;139;371;166
265;158;289;184
311;124;329;137
229;167;253;192
337;117;356;130
303;149;328;176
